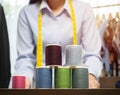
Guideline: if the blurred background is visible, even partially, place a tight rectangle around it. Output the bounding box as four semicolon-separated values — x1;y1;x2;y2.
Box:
0;0;120;78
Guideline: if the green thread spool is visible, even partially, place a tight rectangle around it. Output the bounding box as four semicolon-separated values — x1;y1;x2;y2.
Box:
55;66;71;88
72;66;88;88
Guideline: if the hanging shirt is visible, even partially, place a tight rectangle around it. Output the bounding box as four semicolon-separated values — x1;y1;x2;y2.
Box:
14;0;103;86
113;21;120;55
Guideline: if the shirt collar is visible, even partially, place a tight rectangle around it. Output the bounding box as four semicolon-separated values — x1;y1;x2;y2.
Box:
39;0;71;17
64;0;71;17
39;0;49;11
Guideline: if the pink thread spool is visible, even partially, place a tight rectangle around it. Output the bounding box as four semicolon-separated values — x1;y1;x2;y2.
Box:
12;76;25;89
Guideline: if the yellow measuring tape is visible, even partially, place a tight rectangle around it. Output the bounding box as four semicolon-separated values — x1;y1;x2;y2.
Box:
68;0;77;45
36;0;77;68
36;12;43;68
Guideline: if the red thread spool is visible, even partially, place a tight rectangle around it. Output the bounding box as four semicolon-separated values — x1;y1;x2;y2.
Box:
12;76;25;89
45;44;62;66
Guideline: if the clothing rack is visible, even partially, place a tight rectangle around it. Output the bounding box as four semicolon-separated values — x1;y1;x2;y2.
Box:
93;4;120;9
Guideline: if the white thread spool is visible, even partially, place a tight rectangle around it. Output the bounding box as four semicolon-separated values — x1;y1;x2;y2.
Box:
65;45;83;66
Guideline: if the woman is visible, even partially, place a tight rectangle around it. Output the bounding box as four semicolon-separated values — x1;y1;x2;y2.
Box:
14;0;103;88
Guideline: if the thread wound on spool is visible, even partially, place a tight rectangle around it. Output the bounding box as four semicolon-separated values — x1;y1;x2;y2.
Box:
65;45;82;66
72;66;88;88
36;67;52;88
12;76;25;89
45;44;62;66
54;66;71;88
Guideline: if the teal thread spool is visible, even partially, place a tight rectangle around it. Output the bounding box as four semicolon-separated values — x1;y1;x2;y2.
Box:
72;66;88;88
55;66;71;88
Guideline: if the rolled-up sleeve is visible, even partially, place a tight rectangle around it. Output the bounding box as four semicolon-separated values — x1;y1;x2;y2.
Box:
14;8;36;84
81;5;103;79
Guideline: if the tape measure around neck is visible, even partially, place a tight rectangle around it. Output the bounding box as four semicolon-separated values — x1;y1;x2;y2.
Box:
68;0;77;45
36;12;43;68
36;0;77;68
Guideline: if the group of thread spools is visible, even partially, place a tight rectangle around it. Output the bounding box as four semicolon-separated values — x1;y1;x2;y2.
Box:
12;44;88;89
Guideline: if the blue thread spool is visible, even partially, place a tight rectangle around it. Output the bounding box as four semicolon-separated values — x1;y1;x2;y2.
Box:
115;80;120;88
36;67;52;88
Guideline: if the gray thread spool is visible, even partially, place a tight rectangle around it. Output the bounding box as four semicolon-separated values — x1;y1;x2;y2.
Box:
72;66;88;88
65;45;82;66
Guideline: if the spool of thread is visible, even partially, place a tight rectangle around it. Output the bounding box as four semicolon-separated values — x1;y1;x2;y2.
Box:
72;66;88;88
45;44;62;66
55;66;71;88
65;45;82;66
115;80;120;88
36;67;52;88
12;76;25;89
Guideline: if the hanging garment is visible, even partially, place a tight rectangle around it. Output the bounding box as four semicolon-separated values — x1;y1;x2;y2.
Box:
113;20;120;55
0;4;11;88
104;19;118;76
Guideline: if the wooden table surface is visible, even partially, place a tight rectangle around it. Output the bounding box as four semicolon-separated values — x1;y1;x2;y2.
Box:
0;89;120;95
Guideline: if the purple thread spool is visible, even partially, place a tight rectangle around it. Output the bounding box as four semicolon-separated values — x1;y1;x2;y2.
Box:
45;44;62;66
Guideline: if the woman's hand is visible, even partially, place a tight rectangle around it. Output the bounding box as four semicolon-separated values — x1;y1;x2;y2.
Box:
25;77;31;89
89;74;100;88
